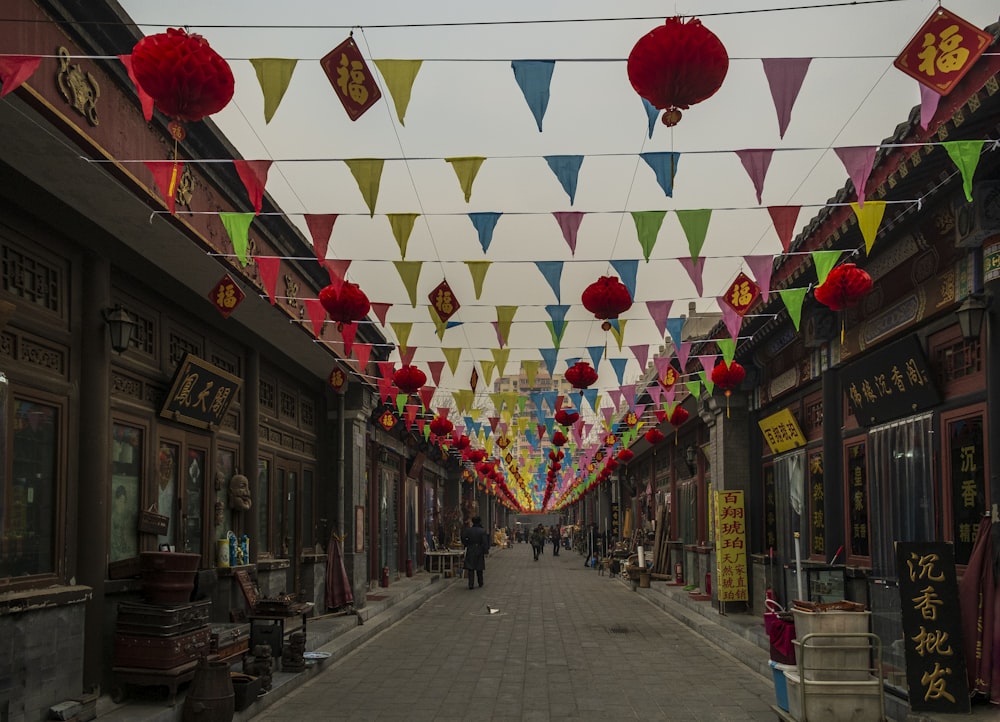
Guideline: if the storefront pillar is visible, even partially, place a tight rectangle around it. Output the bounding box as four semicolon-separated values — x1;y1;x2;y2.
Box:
822;365;844;561
985;274;1000;550
244;349;261;560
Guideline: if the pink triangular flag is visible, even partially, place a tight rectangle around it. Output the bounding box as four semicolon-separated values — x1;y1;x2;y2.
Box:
340;322;358;356
0;55;42;98
400;346;417;367
718;300;742;342
118;55;154;121
767;206;801;253
370;303;391;326
700;355;716;378
253;255;281;305
491;321;505;349
426;360;445;386
834;146;876;207
321;259;351;292
735;149;773;205
744;255;774;302
678;257;706;297
664;386;676;404
353;342;372;370
607;389;622;410
648;384;663;407
645;300;673;338
761;58;811;139
621;384;636;411
305;214;338;263
552;212;585;256
419;387;435;411
233;160;272;215
601;406;614;427
303;298;326;338
654;356;673;378
919;83;940;131
676;341;691;373
629;344;649;372
144;160;184;214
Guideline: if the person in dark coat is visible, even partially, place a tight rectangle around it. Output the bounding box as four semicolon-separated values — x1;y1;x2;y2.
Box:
461;516;490;589
530;523;546;561
550;525;561;556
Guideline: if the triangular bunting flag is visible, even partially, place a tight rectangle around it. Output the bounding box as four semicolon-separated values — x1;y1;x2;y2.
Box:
144;160;185;215
834;146;876;207
393;260;423;307
609;319;627;351
390;321;412;355
919;82;940;131
496;306;517;346
468;212;501;254
304;214;338;263
761;57;811;139
646;300;673;339
491;348;510;378
426;360;445;387
719;301;742;342
544;156;584;205
119;55;154;121
373;59;423;126
779;288;808;331
539;348;559;376
735;149;773;205
511;60;555;132
322;259;351;292
0;55;41;98
666;317;686;350
480;360;496;385
744;255;774;302
586;345;603;369
249;58;298;124
545;320;566;348
767;206;801;253
345;158;384;217
465;260;492;299
428;306;447;340
629;344;649;373
552;212;585;255
631;211;666;262
388;213;419;259
610;259;638;300
850;201;886;255
253;256;280;305
442;348;462;375
610;358;628;385
678;256;706;297
717;338;736;365
370;302;391;327
640;152;681;197
676;341;691;372
812;250;842;286
220;212;254;266
233;160;272;215
535;261;563;301
303;298;326;338
354;342;372;370
641;97;659;139
446;157;485;203
676;209;712;263
341;322;358;356
944;140;984;202
522;360;540;387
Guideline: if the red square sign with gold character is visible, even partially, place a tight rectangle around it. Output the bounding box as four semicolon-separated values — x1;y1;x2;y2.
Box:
429;279;460;323
209;274;245;319
377;408;396;431
321;36;382;120
894;7;991;96
721;271;760;317
328;366;347;393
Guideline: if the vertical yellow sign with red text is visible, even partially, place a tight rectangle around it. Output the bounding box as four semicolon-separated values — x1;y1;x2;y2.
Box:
714;490;748;602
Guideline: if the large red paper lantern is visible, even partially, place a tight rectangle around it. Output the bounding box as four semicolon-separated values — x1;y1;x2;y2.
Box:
455;434;470;450
644;428;665;445
814;263;873;311
617;448;635;463
429;414;453;437
711;360;746;390
565;361;599;391
669;406;689;428
627;17;729;127
319;281;371;330
555;409;579;426
392;365;426;395
582;276;633;329
131;28;235;125
552;430;568;447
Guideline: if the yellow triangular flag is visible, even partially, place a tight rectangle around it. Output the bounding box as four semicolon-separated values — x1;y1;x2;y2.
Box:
451;391;466;414
522;360;540;387
427;305;447;340
442;347;462;374
485;437;494;455
249;58;298;124
491;348;510;378
445;157;485;203
468;408;481;422
465;261;492;299
850;201;886;256
480;360;496;385
489;392;504;410
373;59;423;126
609;319;627;351
495;306;516;347
455;389;474;414
345;159;384;217
389;321;412;355
388;213;419;259
393;260;422;307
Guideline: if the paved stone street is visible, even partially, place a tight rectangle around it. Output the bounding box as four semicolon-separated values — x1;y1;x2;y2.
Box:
250;544;775;721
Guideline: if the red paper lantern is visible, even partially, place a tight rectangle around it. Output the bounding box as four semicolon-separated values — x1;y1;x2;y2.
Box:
319;282;371;330
711;360;746;390
582;276;633;329
429;414;453;437
669;406;690;428
555;409;579;426
627;17;729;127
455;434;470;450
644;428;665;445
617;448;635;463
814;263;873;311
552;430;568;447
565;361;598;391
131;28;234;124
467;448;486;464
392;365;426;395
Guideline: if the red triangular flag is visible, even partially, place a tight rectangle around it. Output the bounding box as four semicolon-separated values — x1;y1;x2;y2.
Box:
305;214;338;263
340;322;358;356
303;298;326;338
418;386;435;411
253;255;281;304
399;346;417;367
0;55;41;98
322;259;351;293
233;160;272;215
735;149;773;205
426;360;445;386
834;146;876;207
144;160;185;214
767;206;801;253
353;342;372;370
118;54;154;121
370;302;391;326
761;58;811;139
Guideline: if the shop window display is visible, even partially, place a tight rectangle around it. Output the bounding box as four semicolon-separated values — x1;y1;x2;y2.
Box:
110;423;142;563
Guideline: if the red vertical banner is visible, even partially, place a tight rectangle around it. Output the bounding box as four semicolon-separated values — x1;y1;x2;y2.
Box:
894;8;991;95
321;36;382;120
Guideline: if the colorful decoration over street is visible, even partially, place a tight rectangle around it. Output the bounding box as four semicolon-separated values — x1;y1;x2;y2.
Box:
392;364;426;395
565;361;598;391
581;275;633;330
319;281;371;330
813;263;873;311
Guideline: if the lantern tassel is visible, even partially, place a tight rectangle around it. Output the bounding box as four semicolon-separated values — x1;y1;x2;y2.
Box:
841;316;845;345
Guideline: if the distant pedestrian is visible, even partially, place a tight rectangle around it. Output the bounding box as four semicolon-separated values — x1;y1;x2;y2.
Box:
461;516;490;589
550;525;561;556
530;523;546;561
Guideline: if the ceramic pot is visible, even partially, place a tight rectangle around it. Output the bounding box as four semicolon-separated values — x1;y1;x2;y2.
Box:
182;658;234;722
139;551;201;604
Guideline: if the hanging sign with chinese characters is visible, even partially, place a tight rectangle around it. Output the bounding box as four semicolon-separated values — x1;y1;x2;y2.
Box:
377;407;397;431
208;273;245;319
841;334;940;426
894;7;992;96
721;271;760;317
757;408;806;454
320;36;382;120
328;365;347;394
895;542;970;713
713;490;748;602
428;279;460;323
160;353;242;430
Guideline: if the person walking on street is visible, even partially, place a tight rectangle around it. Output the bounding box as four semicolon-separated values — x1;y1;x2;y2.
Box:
550;525;561;556
461;516;490;589
530;523;546;561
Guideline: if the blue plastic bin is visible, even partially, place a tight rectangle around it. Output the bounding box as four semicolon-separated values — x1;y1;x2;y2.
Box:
770;659;794;712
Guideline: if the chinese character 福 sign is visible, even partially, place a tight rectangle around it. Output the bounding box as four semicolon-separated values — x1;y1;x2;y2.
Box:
160;353;242;430
208;273;245;319
894;7;991;96
721;272;760;317
428;279;461;323
321;36;382;120
758;408;806;454
714;490;748;602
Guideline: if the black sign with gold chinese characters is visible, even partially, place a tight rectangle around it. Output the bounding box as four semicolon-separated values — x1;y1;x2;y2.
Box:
160;353;242;431
842;335;940;427
895;541;970;713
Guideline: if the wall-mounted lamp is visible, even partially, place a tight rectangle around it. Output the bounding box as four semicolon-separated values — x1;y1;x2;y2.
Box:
102;304;138;354
684;445;698;476
956;293;992;341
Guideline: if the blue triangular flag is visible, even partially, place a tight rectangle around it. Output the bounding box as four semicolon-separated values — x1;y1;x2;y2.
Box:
587;345;603;369
546;304;569;338
542;391;558;412
446;321;463;329
642;98;659;139
666;317;686;349
610;259;638;300
544;417;556;438
535;261;563;302
607;318;621;333
545;155;584;205
468;212;501;253
511;60;555;132
582;388;599;411
610;358;628;385
530;392;544;411
640;152;681;197
564;357;581;368
540;347;559;376
524;428;537;447
535;405;548;423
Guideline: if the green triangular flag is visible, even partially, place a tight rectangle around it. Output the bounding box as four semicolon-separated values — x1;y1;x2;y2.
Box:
717;338;736;365
631;210;667;262
943;140;984;202
465;261;492;299
373;59;423;126
445;157;485;203
699;370;715;397
522;360;540;387
442;348;462;375
390;321;412;355
496;306;517;346
812;250;842;286
491;348;510;378
220;212;254;266
676;209;712;263
395;394;407;414
345;158;384;217
428;306;447;340
545;320;566;348
684;380;702;399
388;213;419;259
392;260;423;307
851;201;886;256
779;288;808;331
250;58;298;124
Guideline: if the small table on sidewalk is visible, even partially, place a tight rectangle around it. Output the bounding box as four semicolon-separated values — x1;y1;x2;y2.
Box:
426;549;465;576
